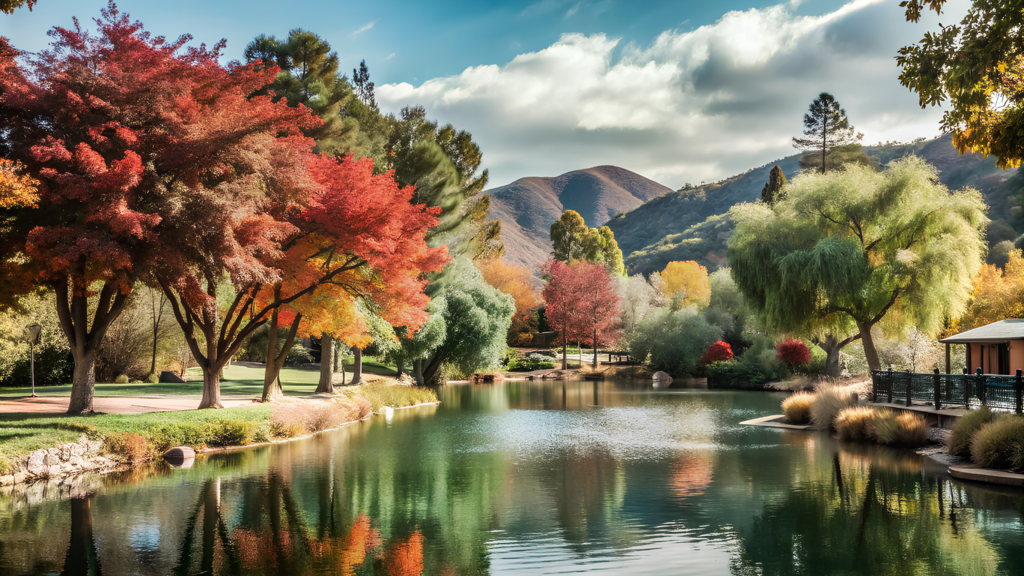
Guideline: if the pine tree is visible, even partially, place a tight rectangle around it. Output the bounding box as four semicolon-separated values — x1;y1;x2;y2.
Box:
792;93;864;174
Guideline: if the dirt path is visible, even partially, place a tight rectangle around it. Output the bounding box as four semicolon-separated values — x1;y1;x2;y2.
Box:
0;396;258;415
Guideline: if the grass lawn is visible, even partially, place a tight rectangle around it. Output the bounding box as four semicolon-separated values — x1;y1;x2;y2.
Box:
0;359;397;398
0;405;270;474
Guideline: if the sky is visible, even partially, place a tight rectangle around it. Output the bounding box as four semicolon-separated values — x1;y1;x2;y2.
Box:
1;0;968;189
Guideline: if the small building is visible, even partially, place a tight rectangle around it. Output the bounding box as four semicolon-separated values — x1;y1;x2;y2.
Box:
939;319;1024;375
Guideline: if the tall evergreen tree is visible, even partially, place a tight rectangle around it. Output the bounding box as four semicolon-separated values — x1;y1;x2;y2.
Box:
792;93;864;174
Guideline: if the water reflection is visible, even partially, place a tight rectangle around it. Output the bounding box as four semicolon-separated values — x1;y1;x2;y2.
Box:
1;383;1022;575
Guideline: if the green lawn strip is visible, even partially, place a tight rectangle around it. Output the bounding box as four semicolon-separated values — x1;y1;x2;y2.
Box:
0;405;270;475
0;360;398;398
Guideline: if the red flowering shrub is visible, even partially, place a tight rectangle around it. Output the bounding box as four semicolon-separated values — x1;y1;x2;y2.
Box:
700;341;734;365
776;339;811;365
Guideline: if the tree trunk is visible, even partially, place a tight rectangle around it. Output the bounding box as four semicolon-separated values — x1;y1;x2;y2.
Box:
67;348;97;415
562;338;568;370
592;328;598;369
150;321;159;376
396;358;404;377
262;308;302;403
316;335;335;394
412;359;424;386
858;320;881;372
351;347;363;385
422;355;443;385
816;333;860;378
199;368;223;409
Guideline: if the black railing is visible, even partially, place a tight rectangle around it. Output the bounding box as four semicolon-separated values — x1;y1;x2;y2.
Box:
870;368;1024;413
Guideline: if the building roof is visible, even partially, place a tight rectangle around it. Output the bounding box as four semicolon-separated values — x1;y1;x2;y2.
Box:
939;319;1024;343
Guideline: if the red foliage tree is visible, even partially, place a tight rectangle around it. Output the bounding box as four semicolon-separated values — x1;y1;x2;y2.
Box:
700;341;734;365
776;339;812;366
542;260;620;370
0;5;315;413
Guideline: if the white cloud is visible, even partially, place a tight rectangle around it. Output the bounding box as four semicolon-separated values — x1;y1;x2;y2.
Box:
386;53;396;60
566;2;581;17
352;18;380;37
378;0;965;189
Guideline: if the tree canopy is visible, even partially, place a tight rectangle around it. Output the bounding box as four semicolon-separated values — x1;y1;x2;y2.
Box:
898;0;1024;169
728;156;987;373
658;261;711;308
549;210;625;275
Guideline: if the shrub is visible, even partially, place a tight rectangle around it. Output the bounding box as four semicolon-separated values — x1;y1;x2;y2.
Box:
207;420;254;446
145;372;159;384
869;410;930;446
104;432;152;463
776;339;811;366
835;406;877;441
700;341;734;365
269;399;367;437
270;404;308;438
151;423;212;452
971;415;1024;469
114;374;129;384
810;383;858;430
781;392;814;424
948;406;995;457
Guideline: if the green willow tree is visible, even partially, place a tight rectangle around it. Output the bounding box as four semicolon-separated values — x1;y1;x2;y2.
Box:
792;93;866;174
550;210;625;275
728;156;987;374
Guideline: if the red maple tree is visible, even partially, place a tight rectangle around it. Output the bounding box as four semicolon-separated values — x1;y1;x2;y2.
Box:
700;341;734;365
542;260;620;370
0;4;316;413
776;339;811;366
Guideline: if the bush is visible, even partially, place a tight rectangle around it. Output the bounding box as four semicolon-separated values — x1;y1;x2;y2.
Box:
810;383;858;430
776;339;811;366
781;392;814;424
145;372;159;384
284;345;314;366
0;344;75;388
625;307;722;377
269;399;369;438
151;423;213;452
114;374;129;384
869;410;930;446
104;432;152;463
700;341;734;365
948;406;995;457
835;406;877;441
207;420;254;446
971;415;1024;470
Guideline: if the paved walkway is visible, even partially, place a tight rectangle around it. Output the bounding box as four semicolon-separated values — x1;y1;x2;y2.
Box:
0;395;258;415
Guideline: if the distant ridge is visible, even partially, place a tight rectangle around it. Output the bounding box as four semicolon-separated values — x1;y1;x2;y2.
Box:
485;165;673;269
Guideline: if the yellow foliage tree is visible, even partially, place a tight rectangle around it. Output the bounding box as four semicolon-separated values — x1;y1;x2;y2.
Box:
0;158;39;209
659;261;711;307
951;249;1024;334
476;258;542;345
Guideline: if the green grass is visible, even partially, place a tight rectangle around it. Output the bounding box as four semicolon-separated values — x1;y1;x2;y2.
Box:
0;405;270;475
339;381;437;412
0;360;398;398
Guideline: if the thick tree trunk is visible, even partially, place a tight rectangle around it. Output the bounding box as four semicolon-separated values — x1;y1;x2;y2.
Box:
199;369;223;409
422;355;443;385
316;335;335;394
858;321;881;372
562;338;568;370
412;359;424;386
263;310;302;403
351;347;363;384
592;328;599;369
67;349;97;415
396;358;404;377
816;333;860;378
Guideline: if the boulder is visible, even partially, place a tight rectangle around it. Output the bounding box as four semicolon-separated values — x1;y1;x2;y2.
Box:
163;446;196;467
652;371;673;388
159;370;187;383
26;450;47;476
13;472;26;484
43;453;59;466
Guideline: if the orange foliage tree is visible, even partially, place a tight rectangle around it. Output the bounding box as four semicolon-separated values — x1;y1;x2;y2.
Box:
0;159;38;209
658;261;711;307
951;249;1024;334
476;258;542;346
381;530;424;576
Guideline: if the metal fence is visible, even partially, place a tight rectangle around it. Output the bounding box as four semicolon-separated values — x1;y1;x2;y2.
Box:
870;368;1024;413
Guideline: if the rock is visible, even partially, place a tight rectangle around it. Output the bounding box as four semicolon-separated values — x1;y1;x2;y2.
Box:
652;371;674;388
69;456;85;467
13;472;26;484
43;453;59;466
159;370;186;383
88;441;103;453
26;450;47;476
46;465;61;477
163;446;196;467
0;475;13;487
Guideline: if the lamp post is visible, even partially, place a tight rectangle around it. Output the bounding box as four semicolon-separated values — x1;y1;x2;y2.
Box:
24;323;42;397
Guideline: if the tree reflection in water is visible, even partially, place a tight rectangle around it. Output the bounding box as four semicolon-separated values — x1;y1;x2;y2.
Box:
61;496;102;576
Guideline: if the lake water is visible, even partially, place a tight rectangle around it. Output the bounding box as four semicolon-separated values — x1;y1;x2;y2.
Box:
2;381;1023;575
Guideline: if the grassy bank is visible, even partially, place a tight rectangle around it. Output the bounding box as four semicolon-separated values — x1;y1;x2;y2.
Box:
0;382;436;476
0;360;397;398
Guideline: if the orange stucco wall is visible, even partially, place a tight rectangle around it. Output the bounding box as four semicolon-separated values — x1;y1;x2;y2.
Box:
1012;341;1024;375
966;341;1024;374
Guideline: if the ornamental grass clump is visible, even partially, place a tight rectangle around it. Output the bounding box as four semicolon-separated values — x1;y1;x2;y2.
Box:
810;383;859;430
834;406;877;441
104;432;152;463
781;392;814;424
869;410;930;447
948;406;995;457
970;415;1024;470
269;399;369;438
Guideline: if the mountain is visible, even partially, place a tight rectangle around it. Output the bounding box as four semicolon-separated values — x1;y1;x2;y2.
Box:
485;166;673;269
606;134;1024;277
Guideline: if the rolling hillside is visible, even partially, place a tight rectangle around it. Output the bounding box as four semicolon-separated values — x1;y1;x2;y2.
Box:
606;135;1024;277
485;166;673;269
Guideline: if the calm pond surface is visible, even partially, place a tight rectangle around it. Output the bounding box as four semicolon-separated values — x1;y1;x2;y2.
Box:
2;381;1024;575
